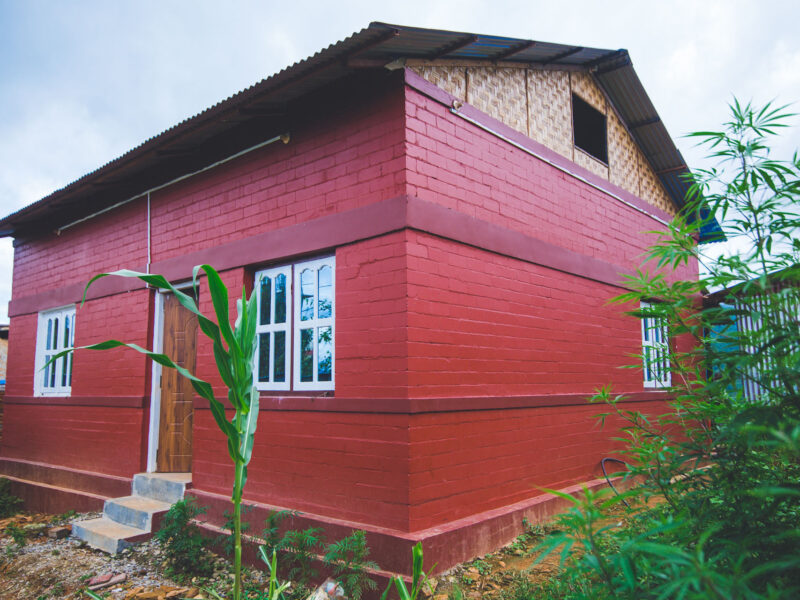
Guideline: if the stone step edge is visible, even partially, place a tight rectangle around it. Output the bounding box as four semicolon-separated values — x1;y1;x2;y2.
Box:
104;495;171;529
72;517;153;552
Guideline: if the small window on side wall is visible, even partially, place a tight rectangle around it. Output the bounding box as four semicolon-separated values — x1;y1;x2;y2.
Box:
572;93;608;164
641;301;670;388
35;306;76;396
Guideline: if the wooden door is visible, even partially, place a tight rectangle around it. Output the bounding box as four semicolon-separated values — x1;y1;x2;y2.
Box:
157;293;198;472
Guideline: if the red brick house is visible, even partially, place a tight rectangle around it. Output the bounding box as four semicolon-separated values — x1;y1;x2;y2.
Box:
0;23;703;572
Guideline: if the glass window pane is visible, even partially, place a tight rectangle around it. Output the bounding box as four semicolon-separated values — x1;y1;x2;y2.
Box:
49;356;56;387
300;328;313;382
318;326;332;382
260;276;272;325
68;353;73;386
46;319;52;351
300;269;314;321
43;359;50;388
52;318;59;351
275;274;287;324
258;333;270;382
274;331;286;382
61;356;68;387
64;316;71;349
318;265;332;319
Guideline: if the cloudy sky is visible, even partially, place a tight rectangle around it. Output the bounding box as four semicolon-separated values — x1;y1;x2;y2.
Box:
1;0;799;322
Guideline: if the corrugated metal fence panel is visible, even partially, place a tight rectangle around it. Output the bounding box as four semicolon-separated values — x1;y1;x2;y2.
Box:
733;282;800;402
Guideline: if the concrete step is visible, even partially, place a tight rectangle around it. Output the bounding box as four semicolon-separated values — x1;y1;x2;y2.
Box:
72;517;150;554
132;472;191;504
72;472;192;554
104;495;171;531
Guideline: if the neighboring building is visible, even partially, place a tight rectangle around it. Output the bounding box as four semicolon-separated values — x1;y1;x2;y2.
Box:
0;24;703;572
705;272;799;402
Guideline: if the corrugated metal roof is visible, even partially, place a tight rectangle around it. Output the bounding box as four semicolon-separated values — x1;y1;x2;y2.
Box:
0;22;722;241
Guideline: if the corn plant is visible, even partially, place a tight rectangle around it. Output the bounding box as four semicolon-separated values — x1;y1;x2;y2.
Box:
258;547;292;600
380;542;435;600
49;264;259;600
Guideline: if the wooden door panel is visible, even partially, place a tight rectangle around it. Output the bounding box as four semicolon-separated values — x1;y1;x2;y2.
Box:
157;293;198;472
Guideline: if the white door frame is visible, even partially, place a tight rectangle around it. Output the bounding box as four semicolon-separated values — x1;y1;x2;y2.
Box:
147;283;196;473
147;290;165;473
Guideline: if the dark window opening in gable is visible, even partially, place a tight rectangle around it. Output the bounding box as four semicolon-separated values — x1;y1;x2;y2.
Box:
572;93;608;164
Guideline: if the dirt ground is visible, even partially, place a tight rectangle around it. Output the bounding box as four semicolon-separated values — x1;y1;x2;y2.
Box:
0;511;263;599
0;510;566;600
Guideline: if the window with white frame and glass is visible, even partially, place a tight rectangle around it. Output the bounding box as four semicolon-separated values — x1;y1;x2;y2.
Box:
641;301;670;388
34;306;76;396
255;256;334;392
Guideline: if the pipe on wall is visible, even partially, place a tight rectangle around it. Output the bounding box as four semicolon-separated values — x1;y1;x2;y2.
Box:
55;132;291;236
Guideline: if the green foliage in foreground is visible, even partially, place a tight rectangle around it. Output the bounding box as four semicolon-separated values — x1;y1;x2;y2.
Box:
324;530;379;600
50;264;261;600
381;542;435;600
156;498;215;578
0;478;23;519
526;101;800;599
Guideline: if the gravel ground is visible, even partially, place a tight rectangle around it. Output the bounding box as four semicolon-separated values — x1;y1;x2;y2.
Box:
0;512;268;599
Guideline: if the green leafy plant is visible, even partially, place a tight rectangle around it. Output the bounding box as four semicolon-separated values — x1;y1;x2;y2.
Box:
380;542;434;600
50;509;77;524
262;509;298;557
155;497;214;578
258;547;292;600
447;584;466;600
0;478;23;518
279;526;324;589
471;558;490;576
529;101;800;598
497;574;538;600
48;264;261;600
5;522;27;548
323;530;378;600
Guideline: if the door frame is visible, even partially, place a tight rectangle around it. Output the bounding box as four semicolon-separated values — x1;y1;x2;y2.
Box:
147;283;195;473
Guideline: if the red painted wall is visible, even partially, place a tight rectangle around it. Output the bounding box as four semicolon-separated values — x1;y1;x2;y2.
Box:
406;230;641;397
336;233;409;399
2;404;143;476
407;401;664;531
404;86;695;281
4;77;408;484
148;80;406;265
2;71;699;545
71;291;152;397
12;201;148;301
193;408;411;531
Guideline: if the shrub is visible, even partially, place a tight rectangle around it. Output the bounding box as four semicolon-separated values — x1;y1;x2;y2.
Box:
323;530;378;600
156;498;214;578
531;101;800;598
5;522;26;548
0;478;22;518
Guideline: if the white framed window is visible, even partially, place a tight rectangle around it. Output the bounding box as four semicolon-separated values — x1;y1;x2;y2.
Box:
34;305;76;396
254;256;335;392
255;265;291;391
641;301;670;388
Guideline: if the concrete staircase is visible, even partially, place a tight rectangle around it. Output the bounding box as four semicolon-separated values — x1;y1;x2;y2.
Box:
72;473;191;554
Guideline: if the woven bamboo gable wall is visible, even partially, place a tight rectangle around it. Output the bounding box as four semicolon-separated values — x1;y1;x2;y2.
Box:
409;62;676;215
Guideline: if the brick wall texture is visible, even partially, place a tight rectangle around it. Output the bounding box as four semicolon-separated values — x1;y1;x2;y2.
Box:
3;73;698;535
